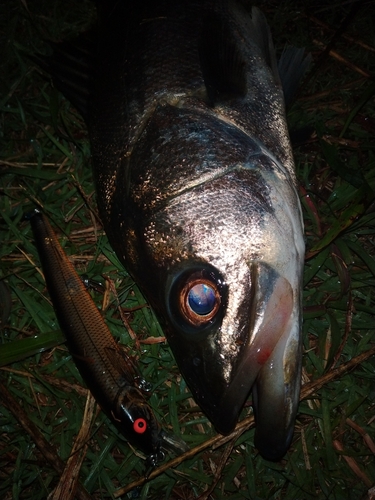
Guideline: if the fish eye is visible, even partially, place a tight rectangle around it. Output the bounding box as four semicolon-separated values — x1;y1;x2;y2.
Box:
180;277;221;325
188;283;216;315
133;418;147;434
168;266;226;334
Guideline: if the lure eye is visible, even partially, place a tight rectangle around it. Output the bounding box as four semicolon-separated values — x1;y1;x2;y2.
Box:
180;278;221;326
133;418;147;434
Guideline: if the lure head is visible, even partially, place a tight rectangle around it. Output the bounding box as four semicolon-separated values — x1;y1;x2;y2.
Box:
114;386;163;459
114;386;188;464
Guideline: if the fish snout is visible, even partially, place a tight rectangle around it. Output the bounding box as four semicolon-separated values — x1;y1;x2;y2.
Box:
215;263;301;460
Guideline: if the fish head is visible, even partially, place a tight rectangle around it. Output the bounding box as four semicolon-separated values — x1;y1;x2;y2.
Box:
110;103;304;459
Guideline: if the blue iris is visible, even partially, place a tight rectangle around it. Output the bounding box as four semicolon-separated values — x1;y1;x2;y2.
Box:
188;283;216;315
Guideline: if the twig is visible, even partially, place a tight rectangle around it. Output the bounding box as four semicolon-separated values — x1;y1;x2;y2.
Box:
303;13;375;53
346;418;375;455
105;276;139;343
196;436;239;500
303;0;371;88
333;440;373;488
330;292;353;369
312;40;373;79
0;366;89;397
49;392;97;500
300;345;375;398
300;427;311;470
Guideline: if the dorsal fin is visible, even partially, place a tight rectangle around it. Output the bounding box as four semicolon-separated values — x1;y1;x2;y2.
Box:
228;5;311;107
246;7;280;84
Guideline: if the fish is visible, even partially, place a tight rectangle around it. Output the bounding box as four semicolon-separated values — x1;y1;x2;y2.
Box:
28;209;188;467
37;0;307;460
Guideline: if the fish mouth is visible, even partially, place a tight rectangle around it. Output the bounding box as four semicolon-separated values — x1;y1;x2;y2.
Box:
215;264;294;434
212;263;301;460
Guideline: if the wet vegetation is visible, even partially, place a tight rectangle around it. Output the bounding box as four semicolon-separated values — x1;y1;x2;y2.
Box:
1;0;374;498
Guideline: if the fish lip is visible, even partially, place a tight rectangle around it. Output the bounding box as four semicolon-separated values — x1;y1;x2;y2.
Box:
211;264;295;436
252;307;302;461
253;379;299;461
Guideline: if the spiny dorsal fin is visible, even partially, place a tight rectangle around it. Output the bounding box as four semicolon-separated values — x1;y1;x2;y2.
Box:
246;7;280;84
238;5;311;107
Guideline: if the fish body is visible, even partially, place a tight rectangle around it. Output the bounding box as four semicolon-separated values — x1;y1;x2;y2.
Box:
28;210;187;465
42;0;305;460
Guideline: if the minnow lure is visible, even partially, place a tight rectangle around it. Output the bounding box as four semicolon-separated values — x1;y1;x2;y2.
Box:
28;209;187;466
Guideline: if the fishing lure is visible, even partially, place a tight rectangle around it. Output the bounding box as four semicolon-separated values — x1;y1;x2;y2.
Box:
28;209;187;466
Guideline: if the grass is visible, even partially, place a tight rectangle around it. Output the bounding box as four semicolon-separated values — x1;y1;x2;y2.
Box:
1;0;374;498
